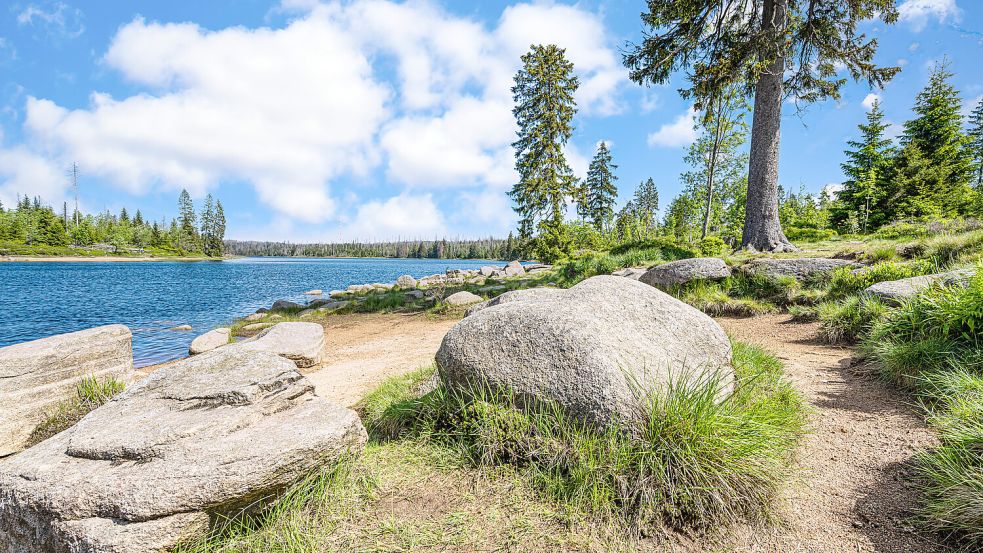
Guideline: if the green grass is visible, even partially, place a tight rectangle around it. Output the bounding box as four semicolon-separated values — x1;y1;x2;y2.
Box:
371;342;806;533
859;270;983;546
178;342;805;551
815;295;889;344
27;375;125;446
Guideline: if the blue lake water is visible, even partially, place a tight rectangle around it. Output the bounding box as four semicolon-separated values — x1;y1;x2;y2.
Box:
0;257;501;367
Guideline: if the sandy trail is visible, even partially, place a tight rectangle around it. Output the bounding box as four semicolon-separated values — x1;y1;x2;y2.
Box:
715;314;942;553
304;313;457;407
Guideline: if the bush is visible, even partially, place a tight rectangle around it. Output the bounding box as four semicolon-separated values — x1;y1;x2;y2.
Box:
785;227;837;242
375;343;806;532
609;237;699;262
699;236;727;257
874;221;931;240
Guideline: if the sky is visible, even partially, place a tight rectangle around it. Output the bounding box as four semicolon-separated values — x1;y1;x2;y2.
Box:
0;0;980;242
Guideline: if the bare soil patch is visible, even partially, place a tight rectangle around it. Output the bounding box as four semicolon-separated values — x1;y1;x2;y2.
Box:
713;314;943;553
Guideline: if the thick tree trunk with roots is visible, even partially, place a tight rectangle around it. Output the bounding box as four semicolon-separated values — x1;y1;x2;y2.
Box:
741;0;797;252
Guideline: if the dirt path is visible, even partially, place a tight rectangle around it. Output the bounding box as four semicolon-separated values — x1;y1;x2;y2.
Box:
304;313;457;407
715;314;942;553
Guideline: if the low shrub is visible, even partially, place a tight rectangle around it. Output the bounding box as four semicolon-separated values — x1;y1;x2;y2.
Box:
376;343;806;533
27;376;125;446
825;261;934;301
874;221;931;240
785;227;837;242
699;236;727;257
609;237;700;262
353;290;411;313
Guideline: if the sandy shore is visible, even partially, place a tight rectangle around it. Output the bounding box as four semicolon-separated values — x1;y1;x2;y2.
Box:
0;255;213;262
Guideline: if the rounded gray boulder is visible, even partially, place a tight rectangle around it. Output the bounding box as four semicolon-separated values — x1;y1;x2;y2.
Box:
436;276;734;432
639;257;731;288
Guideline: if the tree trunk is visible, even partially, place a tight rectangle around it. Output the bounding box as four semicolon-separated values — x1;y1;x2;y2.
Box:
702;96;724;240
741;0;796;252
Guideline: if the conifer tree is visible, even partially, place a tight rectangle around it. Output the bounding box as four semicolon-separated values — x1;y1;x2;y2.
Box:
968;98;983;189
582;142;618;231
834;100;893;230
901;61;975;213
510;44;579;262
201;194;216;257
625;0;900;251
214;200;227;256
177;189;198;252
633;178;660;235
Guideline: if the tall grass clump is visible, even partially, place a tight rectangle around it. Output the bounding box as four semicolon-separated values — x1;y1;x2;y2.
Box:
375;343;806;533
863;270;983;546
825;261;934;301
670;280;777;317
815;295;888;344
28;375;125;446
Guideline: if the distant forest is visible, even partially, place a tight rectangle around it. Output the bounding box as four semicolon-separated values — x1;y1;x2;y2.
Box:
224;236;518;260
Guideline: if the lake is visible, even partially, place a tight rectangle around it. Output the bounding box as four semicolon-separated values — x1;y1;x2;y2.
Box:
0;257;502;367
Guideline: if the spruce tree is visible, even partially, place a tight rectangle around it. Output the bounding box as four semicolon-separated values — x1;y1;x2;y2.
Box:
214;200;227;256
901;61;974;211
834;100;893;230
583;142;618;231
633;178;660;235
510;44;579;262
177;189;198;252
968;98;983;189
201;194;216;256
625;0;900;251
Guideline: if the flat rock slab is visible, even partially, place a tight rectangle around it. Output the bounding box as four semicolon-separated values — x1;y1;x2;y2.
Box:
188;328;230;355
445;291;484;307
0;347;367;553
640;257;731;288
238;322;325;369
0;325;133;458
865;268;975;305
437;276;733;433
741;257;859;281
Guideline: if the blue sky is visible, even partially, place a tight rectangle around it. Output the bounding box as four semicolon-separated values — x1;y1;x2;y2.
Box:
0;0;980;242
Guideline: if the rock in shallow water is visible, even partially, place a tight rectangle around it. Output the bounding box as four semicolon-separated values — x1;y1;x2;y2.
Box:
0;324;133;458
0;347;367;553
436;276;733;432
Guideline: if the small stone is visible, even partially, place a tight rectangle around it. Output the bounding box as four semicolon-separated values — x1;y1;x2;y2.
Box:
444;291;484;306
188;328;231;355
396;275;418;289
169;325;193;331
304;289;323;296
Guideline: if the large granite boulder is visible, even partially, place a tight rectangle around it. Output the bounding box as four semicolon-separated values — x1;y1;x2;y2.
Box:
0;347;367;553
271;299;302;311
640;257;731;288
238;322;324;369
188;328;230;355
740;257;858;281
865;268;975;305
0;325;133;458
444;291;484;307
504;261;525;277
396;275;417;289
436;276;733;432
464;287;562;317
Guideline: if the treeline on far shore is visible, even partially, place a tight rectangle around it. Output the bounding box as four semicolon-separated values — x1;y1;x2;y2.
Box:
224;236;519;260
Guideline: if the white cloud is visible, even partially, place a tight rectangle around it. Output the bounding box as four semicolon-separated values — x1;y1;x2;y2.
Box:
0;146;64;208
16;2;84;39
862;93;881;110
647;107;697;148
821;183;843;199
898;0;961;32
340;193;447;240
897;58;909;67
640;91;659;113
19;1;625;229
963;94;983;117
909;42;920;52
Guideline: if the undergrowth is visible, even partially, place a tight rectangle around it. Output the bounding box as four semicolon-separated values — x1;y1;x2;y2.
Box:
27;375;125;446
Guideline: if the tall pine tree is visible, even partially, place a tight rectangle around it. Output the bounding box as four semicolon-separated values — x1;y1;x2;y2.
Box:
214;200;227;256
177;189;198;252
633;178;660;235
582;141;618;232
201;194;216;256
901;61;974;212
510;44;579;262
624;0;900;251
834;100;893;230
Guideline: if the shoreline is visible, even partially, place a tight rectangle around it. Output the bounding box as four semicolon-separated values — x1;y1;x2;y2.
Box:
0;255;217;263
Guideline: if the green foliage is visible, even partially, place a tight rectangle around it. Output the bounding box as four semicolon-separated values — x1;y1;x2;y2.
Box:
510;44;580;261
609;237;699;260
832;100;894;230
28;376;125;447
969;98;983;190
378;343;805;532
825;261;934;301
698;236;726;256
816;295;888;344
580;142;618;232
784;227;837;242
874;221;931;240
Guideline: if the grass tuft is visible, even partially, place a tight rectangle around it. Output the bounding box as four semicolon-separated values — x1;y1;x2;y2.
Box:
27;375;125;446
